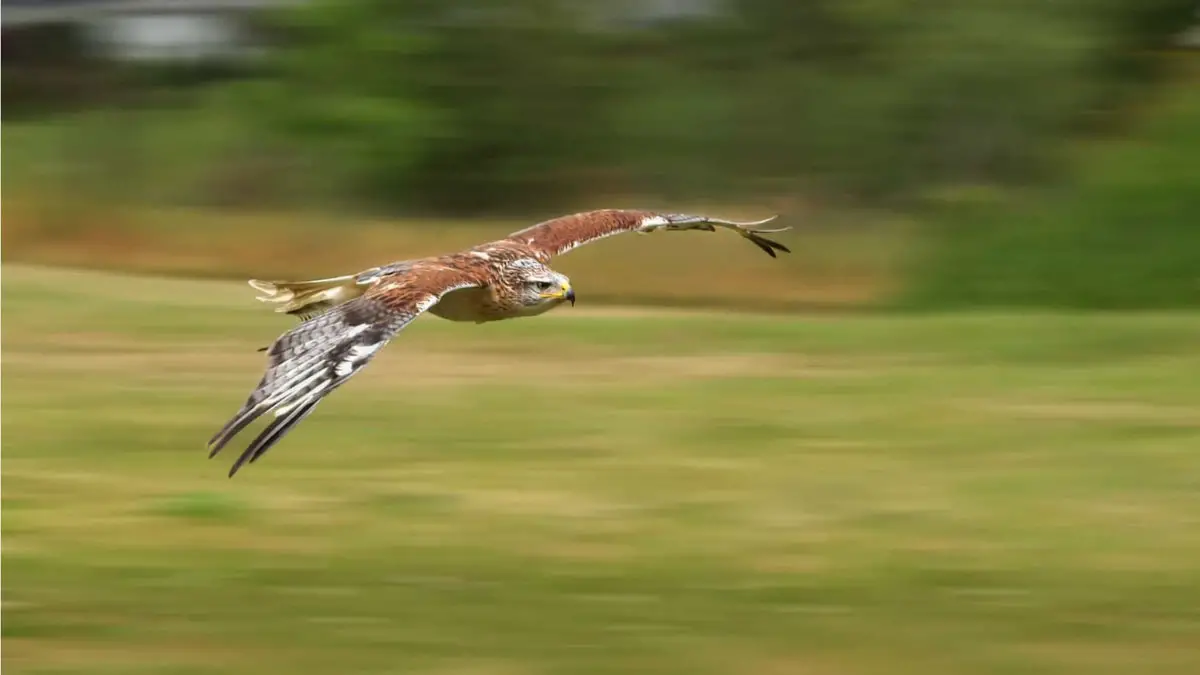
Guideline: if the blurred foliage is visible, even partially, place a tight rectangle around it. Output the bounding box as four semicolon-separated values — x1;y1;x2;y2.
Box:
238;0;620;213
216;0;1193;213
904;68;1200;309
8;0;1189;214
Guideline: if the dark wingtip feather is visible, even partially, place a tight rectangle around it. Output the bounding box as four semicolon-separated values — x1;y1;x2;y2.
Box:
746;232;789;257
761;237;790;254
227;398;322;477
228;458;249;478
208;405;265;459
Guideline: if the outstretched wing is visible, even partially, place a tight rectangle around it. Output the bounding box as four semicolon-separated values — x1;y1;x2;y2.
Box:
504;209;791;259
208;270;481;477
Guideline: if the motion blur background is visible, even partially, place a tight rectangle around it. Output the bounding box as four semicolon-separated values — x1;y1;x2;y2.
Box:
4;1;1200;673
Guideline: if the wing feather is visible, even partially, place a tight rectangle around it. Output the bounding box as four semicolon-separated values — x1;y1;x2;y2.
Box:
227;398;322;477
208;270;481;476
505;209;790;259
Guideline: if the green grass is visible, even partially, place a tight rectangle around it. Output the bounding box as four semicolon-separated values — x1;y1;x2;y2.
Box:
4;264;1200;674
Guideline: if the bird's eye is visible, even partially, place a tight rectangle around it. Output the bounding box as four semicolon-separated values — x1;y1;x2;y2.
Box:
535;281;554;291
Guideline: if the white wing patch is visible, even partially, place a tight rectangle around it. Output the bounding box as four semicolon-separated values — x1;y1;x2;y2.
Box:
328;293;448;378
334;341;384;377
636;215;670;232
271;323;373;413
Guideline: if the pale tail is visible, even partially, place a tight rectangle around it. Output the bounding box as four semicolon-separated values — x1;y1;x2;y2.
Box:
248;274;367;321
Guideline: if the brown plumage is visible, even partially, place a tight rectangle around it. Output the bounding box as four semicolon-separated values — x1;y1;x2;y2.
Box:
209;209;790;476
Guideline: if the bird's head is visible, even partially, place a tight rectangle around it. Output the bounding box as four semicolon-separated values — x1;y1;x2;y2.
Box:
506;258;575;314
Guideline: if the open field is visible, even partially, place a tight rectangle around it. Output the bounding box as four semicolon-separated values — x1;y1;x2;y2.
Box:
0;198;910;311
4;264;1200;674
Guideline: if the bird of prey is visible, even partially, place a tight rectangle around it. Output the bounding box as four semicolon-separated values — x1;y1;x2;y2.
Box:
208;209;790;476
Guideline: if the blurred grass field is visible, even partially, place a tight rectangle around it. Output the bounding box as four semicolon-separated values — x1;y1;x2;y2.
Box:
1;198;910;311
4;263;1200;675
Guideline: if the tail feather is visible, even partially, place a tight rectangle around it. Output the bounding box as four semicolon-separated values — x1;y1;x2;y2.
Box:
249;275;367;320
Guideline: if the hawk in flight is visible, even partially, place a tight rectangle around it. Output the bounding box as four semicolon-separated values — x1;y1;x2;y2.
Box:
208;209;789;476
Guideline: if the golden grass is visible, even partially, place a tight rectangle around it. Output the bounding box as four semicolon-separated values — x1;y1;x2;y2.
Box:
2;197;911;310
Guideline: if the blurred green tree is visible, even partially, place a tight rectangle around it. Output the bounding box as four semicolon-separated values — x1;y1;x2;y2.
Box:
211;0;1200;212
241;0;619;214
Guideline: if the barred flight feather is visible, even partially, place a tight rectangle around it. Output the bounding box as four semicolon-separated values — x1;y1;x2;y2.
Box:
209;279;478;476
505;209;789;259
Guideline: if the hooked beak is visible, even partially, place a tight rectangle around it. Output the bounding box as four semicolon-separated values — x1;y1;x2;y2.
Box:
540;282;575;306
